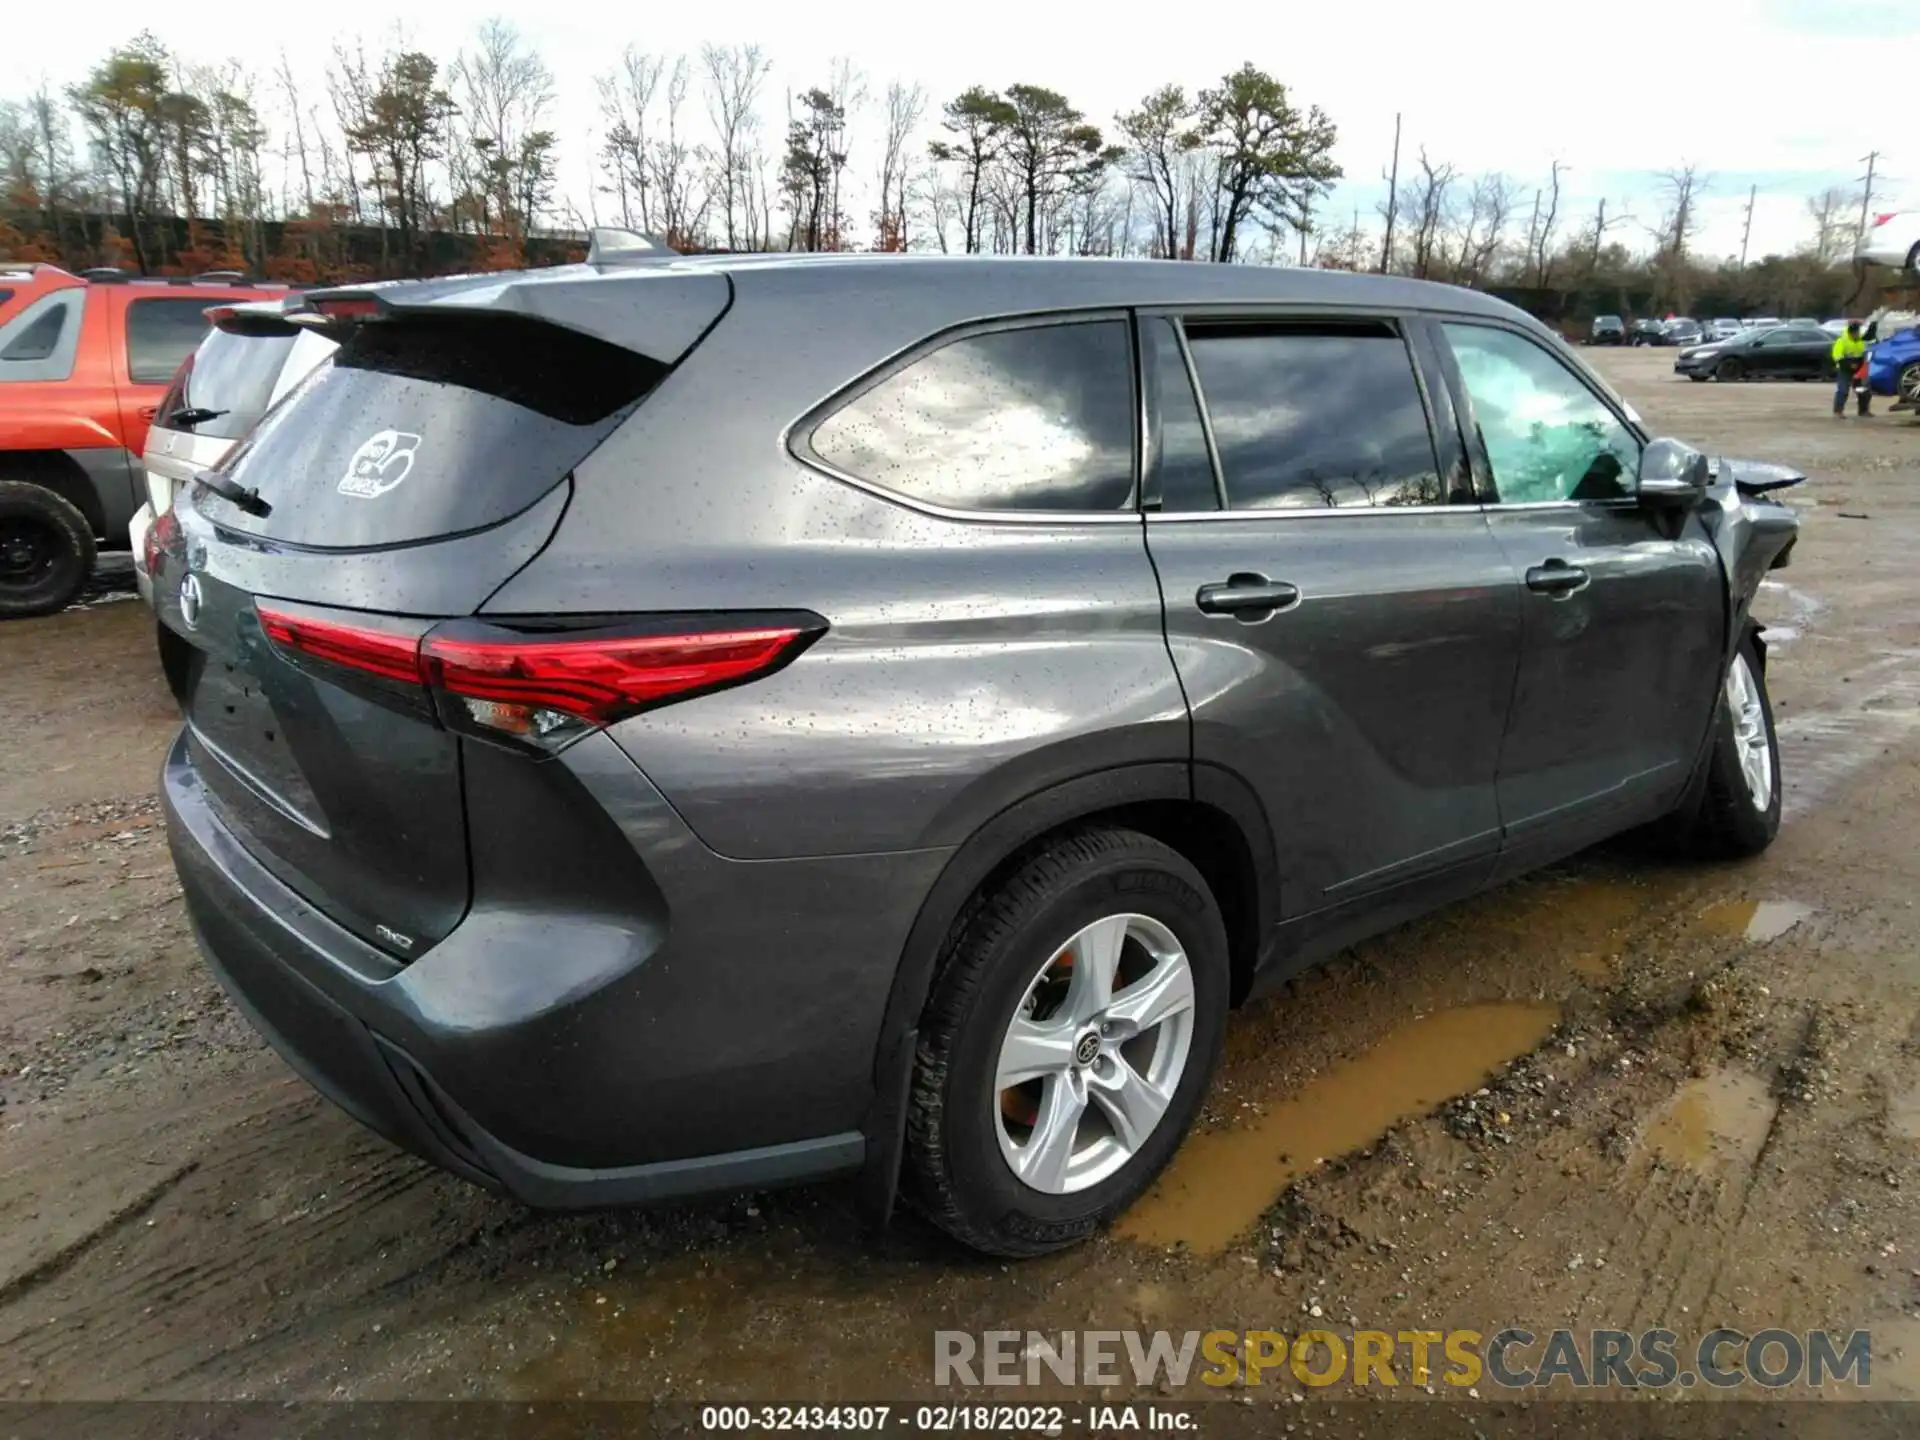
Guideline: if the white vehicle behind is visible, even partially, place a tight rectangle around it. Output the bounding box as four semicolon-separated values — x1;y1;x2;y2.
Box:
131;300;338;604
1857;211;1920;272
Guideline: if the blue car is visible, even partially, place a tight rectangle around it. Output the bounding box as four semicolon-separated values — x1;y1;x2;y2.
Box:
1868;325;1920;407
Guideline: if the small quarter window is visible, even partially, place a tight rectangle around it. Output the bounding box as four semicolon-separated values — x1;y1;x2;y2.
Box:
1142;318;1219;513
808;319;1136;513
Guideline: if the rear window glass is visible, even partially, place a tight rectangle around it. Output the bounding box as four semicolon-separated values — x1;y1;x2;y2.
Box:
127;298;220;384
168;327;299;441
807;319;1136;513
204;312;666;549
1184;321;1444;510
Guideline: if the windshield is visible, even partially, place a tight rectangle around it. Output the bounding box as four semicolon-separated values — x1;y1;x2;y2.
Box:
1595;315;1622;325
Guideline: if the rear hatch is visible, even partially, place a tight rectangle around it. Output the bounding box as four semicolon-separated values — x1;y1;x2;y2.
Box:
144;315;311;514
155;274;729;958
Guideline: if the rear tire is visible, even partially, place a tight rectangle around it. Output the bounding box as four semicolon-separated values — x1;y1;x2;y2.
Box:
0;481;94;620
1665;633;1781;860
904;827;1230;1257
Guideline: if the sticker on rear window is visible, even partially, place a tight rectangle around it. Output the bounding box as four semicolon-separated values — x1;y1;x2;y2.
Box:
338;430;422;499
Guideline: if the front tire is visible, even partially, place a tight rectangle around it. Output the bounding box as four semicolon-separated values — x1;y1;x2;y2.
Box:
0;481;95;619
1669;634;1782;860
1716;358;1746;382
1898;361;1920;407
905;827;1230;1256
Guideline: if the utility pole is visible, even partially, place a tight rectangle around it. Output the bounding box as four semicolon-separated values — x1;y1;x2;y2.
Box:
1378;113;1401;274
1739;183;1756;267
1857;151;1881;245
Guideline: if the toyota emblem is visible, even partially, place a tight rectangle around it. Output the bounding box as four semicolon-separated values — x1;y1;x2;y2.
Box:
178;572;203;631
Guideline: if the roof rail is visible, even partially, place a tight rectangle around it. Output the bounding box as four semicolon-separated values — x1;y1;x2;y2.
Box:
585;226;680;265
81;266;128;281
193;269;249;282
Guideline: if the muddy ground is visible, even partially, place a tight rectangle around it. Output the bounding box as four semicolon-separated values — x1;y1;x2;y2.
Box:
4;348;1920;1415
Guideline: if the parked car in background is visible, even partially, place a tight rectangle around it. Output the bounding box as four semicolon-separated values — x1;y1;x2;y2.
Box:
1630;319;1668;346
1822;319;1849;336
0;265;289;617
1744;316;1782;331
1708;319;1744;341
1662;318;1705;347
1673;322;1835;382
1590;314;1626;345
132;300;338;605
152;244;1802;1256
1866;322;1920;407
1856;211;1920;272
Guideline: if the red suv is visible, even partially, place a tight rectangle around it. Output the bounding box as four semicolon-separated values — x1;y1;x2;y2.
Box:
0;265;289;617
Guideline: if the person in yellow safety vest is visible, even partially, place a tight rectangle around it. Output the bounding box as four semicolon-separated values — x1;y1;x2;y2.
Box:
1832;322;1870;417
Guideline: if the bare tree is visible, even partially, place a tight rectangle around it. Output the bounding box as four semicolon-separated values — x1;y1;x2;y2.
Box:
873;79;925;251
597;46;663;231
652;58;709;247
1400;147;1455;279
1654;163;1707;261
454;19;556;243
1454;171;1519;285
701;43;770;250
1377;111;1400;273
1524;158;1563;286
1805;185;1854;266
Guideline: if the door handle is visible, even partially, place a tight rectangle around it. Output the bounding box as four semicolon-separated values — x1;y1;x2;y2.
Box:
1195;574;1301;618
1525;560;1589;597
138;405;158;422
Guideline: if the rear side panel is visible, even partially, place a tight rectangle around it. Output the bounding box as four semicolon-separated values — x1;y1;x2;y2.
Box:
484;267;1191;861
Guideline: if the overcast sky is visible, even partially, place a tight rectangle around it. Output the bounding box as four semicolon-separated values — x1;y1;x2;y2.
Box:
17;0;1920;261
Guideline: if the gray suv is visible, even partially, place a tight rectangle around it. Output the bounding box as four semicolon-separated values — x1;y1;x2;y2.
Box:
155;244;1801;1256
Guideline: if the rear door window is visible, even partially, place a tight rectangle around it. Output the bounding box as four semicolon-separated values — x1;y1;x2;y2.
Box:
169;327;299;441
127;298;221;383
203;311;668;549
1181;320;1446;510
805;318;1136;513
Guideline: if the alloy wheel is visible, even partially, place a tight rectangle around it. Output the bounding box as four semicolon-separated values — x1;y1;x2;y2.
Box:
993;913;1196;1195
1725;652;1773;812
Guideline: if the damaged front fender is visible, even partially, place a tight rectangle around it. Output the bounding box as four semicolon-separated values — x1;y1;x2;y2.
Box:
1698;456;1805;661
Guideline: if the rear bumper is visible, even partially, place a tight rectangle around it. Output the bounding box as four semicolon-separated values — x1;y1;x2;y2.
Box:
163;728;948;1207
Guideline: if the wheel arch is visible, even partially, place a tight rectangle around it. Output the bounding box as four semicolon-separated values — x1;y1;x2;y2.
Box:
0;450;106;536
852;761;1277;1225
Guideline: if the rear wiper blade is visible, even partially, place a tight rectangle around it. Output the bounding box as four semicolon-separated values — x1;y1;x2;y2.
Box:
189;467;271;518
168;406;228;429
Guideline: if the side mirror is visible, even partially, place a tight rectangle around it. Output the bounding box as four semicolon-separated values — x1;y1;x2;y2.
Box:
1637;437;1709;508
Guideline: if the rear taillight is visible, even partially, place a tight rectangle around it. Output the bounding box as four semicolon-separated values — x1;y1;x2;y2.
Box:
259;607;423;685
255;605;824;753
145;506;177;580
421;625;815;750
1874;213;1897;228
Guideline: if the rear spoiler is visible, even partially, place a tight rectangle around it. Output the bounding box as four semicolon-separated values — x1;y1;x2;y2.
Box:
295;244;727;363
206;303;305;338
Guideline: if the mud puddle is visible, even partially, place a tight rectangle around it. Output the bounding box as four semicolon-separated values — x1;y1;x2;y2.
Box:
1115;1002;1560;1253
1696;898;1815;943
1643;1069;1776;1172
